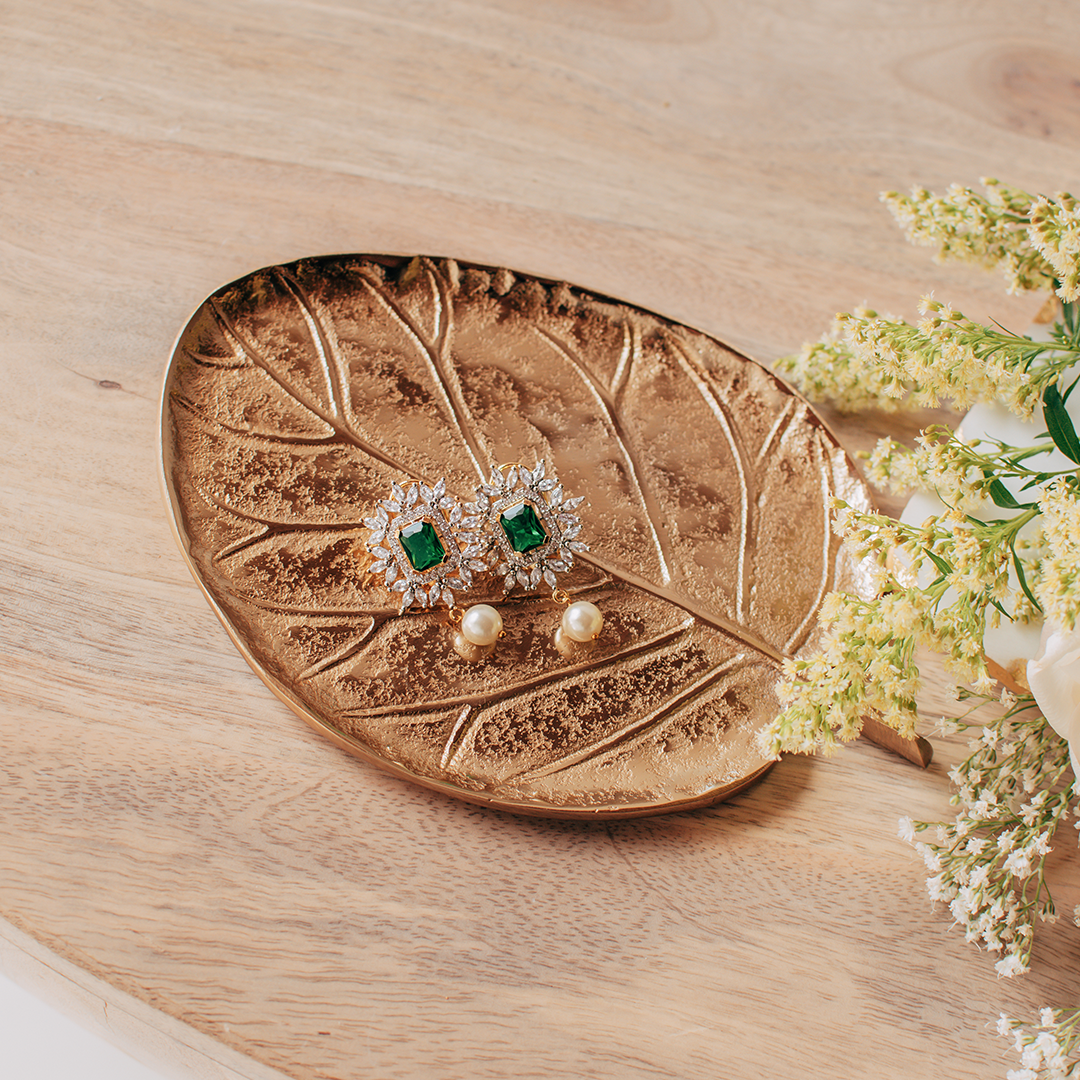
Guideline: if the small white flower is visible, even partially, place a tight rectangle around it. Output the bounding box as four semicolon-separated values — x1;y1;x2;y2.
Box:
898;816;916;843
995;952;1028;977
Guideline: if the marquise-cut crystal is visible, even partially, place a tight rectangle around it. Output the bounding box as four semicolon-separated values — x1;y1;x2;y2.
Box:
500;502;547;553
399;520;446;571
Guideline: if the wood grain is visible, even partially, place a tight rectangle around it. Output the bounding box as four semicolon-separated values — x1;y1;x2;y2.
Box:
2;1;1080;1077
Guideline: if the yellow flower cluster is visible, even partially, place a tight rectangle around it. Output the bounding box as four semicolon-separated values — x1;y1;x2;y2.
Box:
1036;480;1080;632
760;499;1025;755
784;298;1052;416
780;183;1080;416
881;179;1054;294
1029;195;1080;302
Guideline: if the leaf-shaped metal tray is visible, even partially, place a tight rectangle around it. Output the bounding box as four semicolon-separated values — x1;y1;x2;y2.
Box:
161;255;872;819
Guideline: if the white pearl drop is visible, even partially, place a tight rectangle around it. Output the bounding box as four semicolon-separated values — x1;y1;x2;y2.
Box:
561;600;603;642
460;604;503;646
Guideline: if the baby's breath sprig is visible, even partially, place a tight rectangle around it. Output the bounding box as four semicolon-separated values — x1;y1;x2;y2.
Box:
900;695;1074;979
997;1006;1080;1080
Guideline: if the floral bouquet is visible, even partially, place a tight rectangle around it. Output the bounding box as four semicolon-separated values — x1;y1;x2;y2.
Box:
763;180;1080;1079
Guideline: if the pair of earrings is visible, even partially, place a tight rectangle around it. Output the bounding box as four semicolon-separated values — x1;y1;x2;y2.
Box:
362;461;603;660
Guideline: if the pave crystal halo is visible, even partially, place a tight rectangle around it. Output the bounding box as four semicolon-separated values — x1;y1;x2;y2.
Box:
465;460;588;596
364;478;488;613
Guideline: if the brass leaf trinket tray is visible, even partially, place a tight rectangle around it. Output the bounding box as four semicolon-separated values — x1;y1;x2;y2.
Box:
160;255;872;819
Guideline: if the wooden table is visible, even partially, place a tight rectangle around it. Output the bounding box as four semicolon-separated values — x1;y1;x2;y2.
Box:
3;2;1079;1077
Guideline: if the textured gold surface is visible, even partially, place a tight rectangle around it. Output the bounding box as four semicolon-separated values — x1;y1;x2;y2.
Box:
161;255;872;818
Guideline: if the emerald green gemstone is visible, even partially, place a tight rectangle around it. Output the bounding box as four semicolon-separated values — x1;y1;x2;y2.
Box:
399;520;446;572
500;502;547;553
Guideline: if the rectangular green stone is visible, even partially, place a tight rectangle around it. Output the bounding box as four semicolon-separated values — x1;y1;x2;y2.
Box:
399;519;446;571
500;501;547;553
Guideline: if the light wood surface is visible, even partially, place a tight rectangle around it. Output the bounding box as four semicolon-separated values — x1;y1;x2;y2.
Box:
3;2;1080;1077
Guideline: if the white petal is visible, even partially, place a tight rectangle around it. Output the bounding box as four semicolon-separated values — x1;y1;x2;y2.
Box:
390;482;405;502
370;546;392;560
449;505;463;524
1028;621;1080;776
405;485;420;508
538;478;557;491
516;569;531;588
433;478;446;500
363;516;384;530
369;560;388;573
567;540;589;553
392;578;409;592
385;564;399;586
543;569;556;587
562;495;584;510
562;522;582;539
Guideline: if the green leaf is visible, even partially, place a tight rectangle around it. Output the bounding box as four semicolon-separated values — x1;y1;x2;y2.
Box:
986;478;1033;510
1010;544;1042;612
1020;472;1056;491
1062;299;1080;347
924;548;952;576
1043;379;1080;464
